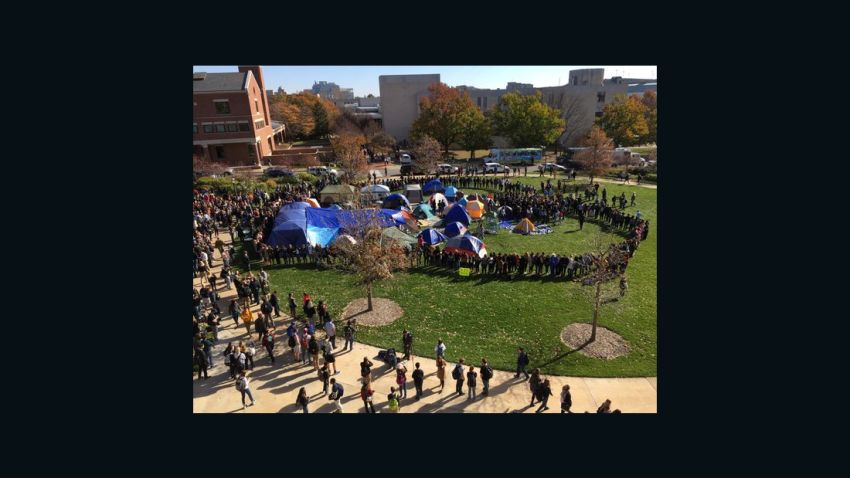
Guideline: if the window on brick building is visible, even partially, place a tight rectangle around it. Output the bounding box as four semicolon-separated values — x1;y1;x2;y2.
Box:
225;122;238;132
597;92;606;103
214;100;230;114
255;119;265;130
255;98;259;113
193;123;198;134
247;144;256;158
215;146;225;159
238;121;250;132
203;124;213;133
215;123;225;133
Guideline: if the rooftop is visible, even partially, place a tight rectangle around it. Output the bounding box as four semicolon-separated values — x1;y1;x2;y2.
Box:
193;72;248;92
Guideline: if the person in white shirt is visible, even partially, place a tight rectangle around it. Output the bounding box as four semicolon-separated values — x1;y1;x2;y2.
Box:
236;371;256;409
325;320;337;350
435;339;446;358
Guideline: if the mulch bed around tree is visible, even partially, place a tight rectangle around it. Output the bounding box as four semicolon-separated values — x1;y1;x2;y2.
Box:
340;298;404;326
560;323;630;360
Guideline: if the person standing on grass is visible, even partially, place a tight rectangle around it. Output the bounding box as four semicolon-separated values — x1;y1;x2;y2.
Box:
630;192;636;207
396;362;408;399
560;384;572;413
529;369;542;407
325;319;337;350
308;335;320;370
435;339;446;359
515;348;530;379
466;366;478;400
318;363;330;396
329;378;344;413
262;329;275;364
361;382;376;413
480;358;493;396
296;387;309;413
236;370;255;409
436;355;447;393
453;358;466;396
536;379;553;413
361;357;373;384
412;362;425;400
344;319;355;351
288;293;297;319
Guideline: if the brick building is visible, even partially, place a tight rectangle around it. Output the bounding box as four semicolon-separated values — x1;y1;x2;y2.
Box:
193;66;285;166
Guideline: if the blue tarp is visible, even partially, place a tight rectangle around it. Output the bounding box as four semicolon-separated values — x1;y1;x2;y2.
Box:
456;197;468;207
444;203;471;226
274;202;310;226
423;179;444;194
303;207;404;247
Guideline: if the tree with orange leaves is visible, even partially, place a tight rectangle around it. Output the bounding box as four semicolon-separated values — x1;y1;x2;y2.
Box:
410;83;478;156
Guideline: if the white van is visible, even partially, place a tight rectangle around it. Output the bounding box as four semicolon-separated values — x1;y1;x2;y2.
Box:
484;162;510;173
399;154;412;165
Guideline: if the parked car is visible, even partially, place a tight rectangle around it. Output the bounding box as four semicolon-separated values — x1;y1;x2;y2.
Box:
483;162;511;173
264;167;294;177
400;164;413;175
308;166;339;177
399;153;412;165
541;163;568;172
437;163;458;174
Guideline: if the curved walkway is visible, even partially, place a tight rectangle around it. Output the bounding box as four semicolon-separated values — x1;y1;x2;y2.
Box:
193;231;657;413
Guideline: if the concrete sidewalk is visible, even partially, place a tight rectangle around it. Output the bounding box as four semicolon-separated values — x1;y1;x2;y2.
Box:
193;232;657;414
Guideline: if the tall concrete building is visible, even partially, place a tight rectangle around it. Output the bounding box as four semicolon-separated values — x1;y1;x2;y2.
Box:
379;74;440;142
380;68;655;147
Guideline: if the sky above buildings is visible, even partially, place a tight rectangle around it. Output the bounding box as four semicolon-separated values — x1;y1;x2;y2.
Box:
192;65;657;98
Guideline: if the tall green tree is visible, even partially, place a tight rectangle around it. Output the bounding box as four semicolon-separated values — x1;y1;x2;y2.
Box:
490;91;565;148
458;109;492;160
597;94;649;147
312;101;329;138
409;83;477;156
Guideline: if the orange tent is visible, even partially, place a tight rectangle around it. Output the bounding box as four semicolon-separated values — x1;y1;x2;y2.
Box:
465;200;486;219
305;198;320;208
513;218;536;234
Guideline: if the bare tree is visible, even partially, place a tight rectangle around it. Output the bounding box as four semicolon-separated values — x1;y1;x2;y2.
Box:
576;231;630;343
331;132;368;184
574;126;613;184
412;135;442;174
333;209;409;311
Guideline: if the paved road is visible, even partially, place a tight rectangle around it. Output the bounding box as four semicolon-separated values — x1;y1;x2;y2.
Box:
193;231;657;413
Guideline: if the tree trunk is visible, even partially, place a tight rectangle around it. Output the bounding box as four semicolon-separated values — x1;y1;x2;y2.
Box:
590;281;601;343
366;282;373;312
589;174;594;185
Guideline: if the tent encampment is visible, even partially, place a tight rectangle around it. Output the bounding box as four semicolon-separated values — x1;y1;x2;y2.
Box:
466;200;486;219
382;193;411;210
444;221;468;238
443;186;458;200
444;234;487;258
405;184;423;203
429;193;448;211
457;197;468;207
267;220;308;247
382;227;418;247
444;203;471;226
513;218;536;234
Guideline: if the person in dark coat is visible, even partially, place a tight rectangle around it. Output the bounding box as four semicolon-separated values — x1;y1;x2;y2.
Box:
412;362;425;400
515;347;530;379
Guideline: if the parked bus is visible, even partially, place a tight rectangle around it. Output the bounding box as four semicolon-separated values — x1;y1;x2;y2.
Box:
484;148;542;165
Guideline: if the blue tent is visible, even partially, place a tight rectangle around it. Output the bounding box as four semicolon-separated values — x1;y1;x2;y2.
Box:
303;207;405;247
443;221;467;238
456;196;468;207
382;193;411;210
443;186;458;201
274;201;310;226
444;203;471;226
267;220;308;247
444;234;488;258
329;204;343;210
423;179;444;194
413;203;436;220
417;228;447;246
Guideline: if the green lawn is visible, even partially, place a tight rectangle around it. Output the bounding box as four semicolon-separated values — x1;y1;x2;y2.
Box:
243;179;656;377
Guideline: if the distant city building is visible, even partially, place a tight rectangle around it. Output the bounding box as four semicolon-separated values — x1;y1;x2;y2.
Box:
381;69;656;146
193;66;285;166
311;81;354;101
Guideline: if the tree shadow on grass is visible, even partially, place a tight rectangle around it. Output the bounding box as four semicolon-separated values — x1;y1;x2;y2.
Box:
535;339;593;369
